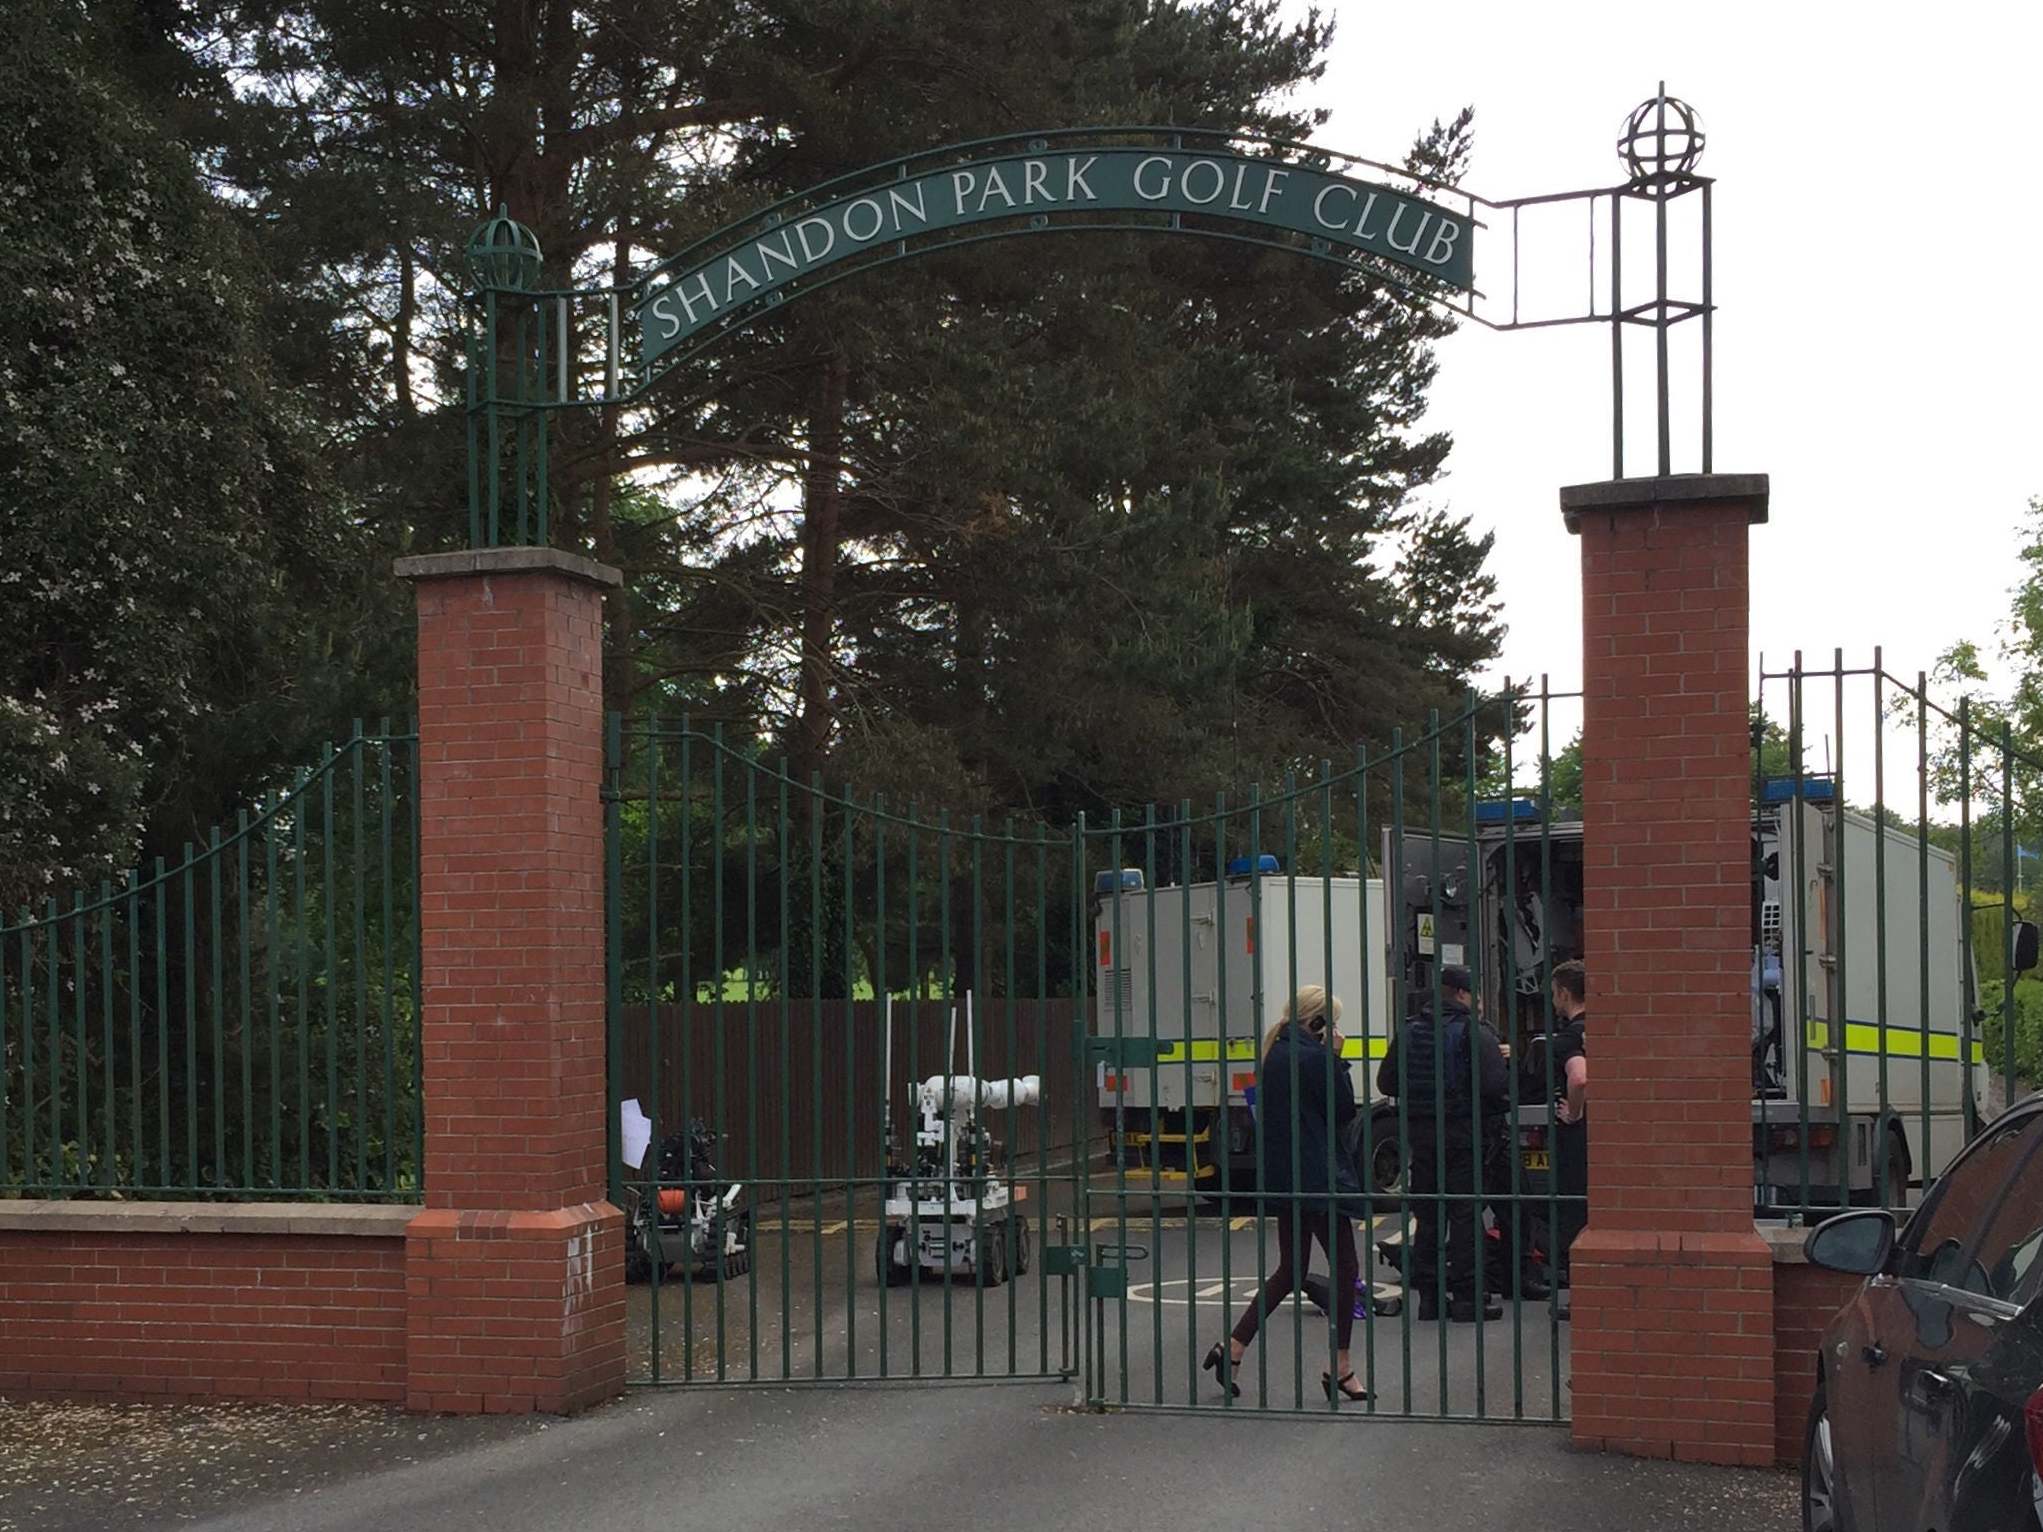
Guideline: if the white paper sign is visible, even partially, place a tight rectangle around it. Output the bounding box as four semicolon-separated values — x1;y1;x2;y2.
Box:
619;1098;652;1170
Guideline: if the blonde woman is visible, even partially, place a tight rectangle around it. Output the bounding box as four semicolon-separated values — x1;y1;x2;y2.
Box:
1204;985;1369;1403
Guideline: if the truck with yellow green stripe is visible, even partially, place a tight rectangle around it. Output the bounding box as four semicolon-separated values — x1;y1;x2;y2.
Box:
1403;786;1997;1208
1092;782;2032;1211
1091;862;1396;1195
1748;783;1988;1206
1423;785;2010;1208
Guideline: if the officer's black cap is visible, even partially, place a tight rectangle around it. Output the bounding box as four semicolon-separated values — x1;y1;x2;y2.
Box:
1439;964;1473;994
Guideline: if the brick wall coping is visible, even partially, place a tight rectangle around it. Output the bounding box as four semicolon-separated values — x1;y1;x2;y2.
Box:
0;1199;417;1238
1757;1221;1814;1264
1558;472;1770;531
393;547;622;588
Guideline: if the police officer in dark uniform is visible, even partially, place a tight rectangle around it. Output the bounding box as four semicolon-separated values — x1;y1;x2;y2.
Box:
1377;964;1506;1321
1482;1057;1553;1303
1546;959;1588;1318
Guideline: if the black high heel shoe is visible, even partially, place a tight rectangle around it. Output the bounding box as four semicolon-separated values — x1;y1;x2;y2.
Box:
1322;1371;1370;1403
1202;1342;1240;1397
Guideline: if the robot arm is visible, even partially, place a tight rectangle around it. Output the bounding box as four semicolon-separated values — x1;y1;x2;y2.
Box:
917;1075;1043;1118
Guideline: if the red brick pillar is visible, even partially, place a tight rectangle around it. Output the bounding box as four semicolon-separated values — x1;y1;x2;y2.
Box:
394;548;626;1415
1561;474;1773;1466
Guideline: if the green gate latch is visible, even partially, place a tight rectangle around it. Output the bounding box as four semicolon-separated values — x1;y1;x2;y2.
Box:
1085;1242;1148;1299
1090;1265;1129;1298
1042;1245;1087;1276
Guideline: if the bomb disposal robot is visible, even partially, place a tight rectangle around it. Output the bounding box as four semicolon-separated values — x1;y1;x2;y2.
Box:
876;996;1038;1286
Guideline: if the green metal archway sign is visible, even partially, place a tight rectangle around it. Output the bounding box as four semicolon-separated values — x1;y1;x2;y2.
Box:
636;142;1473;369
463;104;1715;547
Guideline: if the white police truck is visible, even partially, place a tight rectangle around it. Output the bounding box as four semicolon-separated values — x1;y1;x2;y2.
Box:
1090;857;1395;1197
1092;780;2028;1211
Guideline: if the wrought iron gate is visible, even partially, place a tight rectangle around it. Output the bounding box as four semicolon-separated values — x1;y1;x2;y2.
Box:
605;694;1583;1417
1751;653;2042;1215
1073;691;1578;1420
604;717;1085;1387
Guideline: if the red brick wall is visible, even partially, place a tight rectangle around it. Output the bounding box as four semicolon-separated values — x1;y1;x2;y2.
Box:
1570;1230;1777;1465
1566;478;1773;1468
1773;1260;1859;1466
0;1230;405;1404
404;1205;624;1415
0;555;627;1420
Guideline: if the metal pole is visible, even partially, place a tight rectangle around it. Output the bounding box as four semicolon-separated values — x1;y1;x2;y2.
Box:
606;292;621;400
1700;181;1714;473
1916;677;1933;1188
1609;193;1624;478
556;295;569;404
1830;653;1849;1202
1872;656;1891;1203
1959;700;1977;1139
2003;724;2018;1110
1653;84;1671;477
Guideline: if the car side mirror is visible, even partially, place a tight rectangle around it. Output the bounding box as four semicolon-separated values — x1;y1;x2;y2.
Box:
2014;920;2040;978
1805;1209;1896;1277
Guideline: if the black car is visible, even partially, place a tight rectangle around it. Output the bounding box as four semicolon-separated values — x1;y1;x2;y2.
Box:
1802;1094;2043;1531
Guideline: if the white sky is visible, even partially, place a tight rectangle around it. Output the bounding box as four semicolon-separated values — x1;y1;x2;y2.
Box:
1293;1;2043;774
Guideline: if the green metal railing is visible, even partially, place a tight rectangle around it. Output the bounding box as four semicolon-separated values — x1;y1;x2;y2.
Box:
0;727;423;1200
1754;655;2040;1223
607;691;1585;1420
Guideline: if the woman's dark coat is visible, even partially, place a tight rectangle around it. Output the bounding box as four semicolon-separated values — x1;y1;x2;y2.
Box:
1256;1026;1364;1208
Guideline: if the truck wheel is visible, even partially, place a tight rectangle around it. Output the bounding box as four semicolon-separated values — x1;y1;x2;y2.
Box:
1366;1107;1405;1194
1879;1131;1910;1209
1851;1127;1912;1209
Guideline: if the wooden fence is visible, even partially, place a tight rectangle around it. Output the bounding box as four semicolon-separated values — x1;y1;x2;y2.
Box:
612;999;1080;1203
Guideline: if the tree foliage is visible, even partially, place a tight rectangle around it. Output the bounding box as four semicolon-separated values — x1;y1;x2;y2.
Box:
0;2;393;916
1911;496;2043;894
11;0;1507;904
194;3;1497;799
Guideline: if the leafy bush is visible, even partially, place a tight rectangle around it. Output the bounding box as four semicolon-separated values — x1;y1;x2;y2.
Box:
1977;976;2043;1090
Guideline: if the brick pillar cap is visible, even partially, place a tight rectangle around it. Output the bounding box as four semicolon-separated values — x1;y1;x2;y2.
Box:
1559;472;1769;534
394;546;623;588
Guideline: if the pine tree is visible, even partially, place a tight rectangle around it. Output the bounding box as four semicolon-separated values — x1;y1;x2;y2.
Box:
0;3;379;910
122;1;1504;827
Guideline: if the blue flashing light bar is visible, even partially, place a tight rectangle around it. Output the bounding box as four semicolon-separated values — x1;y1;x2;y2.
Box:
1094;868;1144;895
1224;854;1281;879
1760;776;1837;805
1475;798;1540;825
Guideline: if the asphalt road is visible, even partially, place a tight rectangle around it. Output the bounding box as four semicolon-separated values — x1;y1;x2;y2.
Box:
0;1193;1784;1532
633;1187;1569;1421
166;1385;1793;1532
9;1184;1703;1531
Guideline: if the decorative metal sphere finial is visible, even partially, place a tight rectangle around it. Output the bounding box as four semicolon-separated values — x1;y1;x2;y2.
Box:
465;204;543;293
1618;87;1705;189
